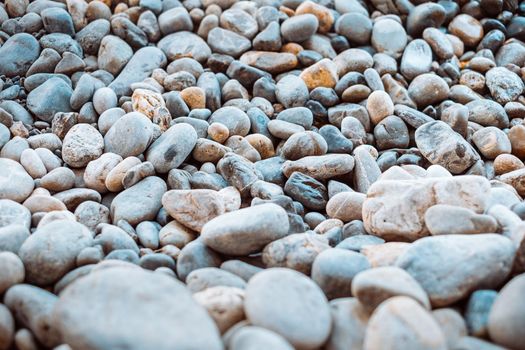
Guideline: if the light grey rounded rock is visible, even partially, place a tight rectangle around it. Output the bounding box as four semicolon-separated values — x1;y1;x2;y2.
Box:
0;225;30;254
186;267;247;293
228;326;294;350
104;112;153;158
208;106;251;137
62;123;104;168
0;303;14;350
52;267;223;350
110;176;167;226
97;35;133;76
396;234;515;307
201;203;289;255
0;199;31;230
158;7;193;35
276;75;309;109
146;123;198;173
207;28;251;58
245;268;331;350
18;220;93;286
400;39;432;80
311;248;370;300
371;18;407;56
281;14;318;42
363;296;447;350
485;67;524;104
0;252;25;294
0;159;34;203
157;31;211;64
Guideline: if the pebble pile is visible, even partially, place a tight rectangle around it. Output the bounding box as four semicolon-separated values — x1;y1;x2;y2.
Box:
0;0;525;349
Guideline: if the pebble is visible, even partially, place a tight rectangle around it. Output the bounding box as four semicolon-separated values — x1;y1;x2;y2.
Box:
0;33;40;77
280;14;318;42
488;274;525;349
26;77;73;122
400;39;433;80
19;220;93;286
448;14;484;47
366;90;394;125
207;28;251;58
363;175;490;241
408;73;450;108
363;296;447;350
299;58;339;90
201;203;288;255
397;234;515;307
245;268;331;349
62;123;104;168
54;267;223;349
110;176;166;225
0;252;25;294
371;18;407;56
485;67;524;104
335;13;372;45
0;158;34;203
104;112;153;158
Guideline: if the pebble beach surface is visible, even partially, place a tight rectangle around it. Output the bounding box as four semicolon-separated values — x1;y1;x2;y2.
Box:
0;0;525;349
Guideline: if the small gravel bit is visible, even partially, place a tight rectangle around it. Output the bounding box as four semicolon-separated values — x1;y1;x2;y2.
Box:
0;0;525;349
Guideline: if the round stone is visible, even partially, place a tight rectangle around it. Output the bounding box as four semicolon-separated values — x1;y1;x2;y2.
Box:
62;123;104;168
0;159;34;203
245;268;331;350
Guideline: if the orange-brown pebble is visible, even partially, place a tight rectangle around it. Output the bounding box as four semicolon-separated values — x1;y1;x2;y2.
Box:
180;86;206;110
281;42;303;55
279;6;295;17
245;134;276;159
342;84;371;103
295;0;334;33
208;122;230;144
299;58;339;90
494;154;525;175
509;124;525;159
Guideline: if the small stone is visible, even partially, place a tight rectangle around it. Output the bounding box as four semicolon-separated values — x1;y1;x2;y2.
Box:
240;51;297;75
97;35;133;76
488;274;525;349
157;31;211;64
408;73;449;108
397;234;515;307
295;0;334;33
424;204;498;235
335;13;372;45
227;326;294;350
485;67;524;104
406;2;446;37
158;7;193;35
220;8;258;39
312;248;370;300
363;296;447;350
18;220;93;286
104;112;153;158
400;39;432;80
62;123;104;168
299;58;339;90
162;189;226;232
466;99;509;128
0;303;14;350
0;159;34;203
366;90;394;125
207;28;251;58
363;175;490;241
448;14;484;47
146;123;198;173
110;176;167;226
465;290;497;338
275;75;309;108
280;14;318;42
26;77;73;122
471;126;511;159
282;154;355;180
371;18;407;56
0;33;40;77
415;121;479;174
193;286;245;334
201;203;289;255
0;252;25;294
53;267;223;350
244;268;331;349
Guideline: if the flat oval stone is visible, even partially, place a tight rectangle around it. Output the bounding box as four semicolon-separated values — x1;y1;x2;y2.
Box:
146;123;198;173
104;112;153;158
26;77;73;122
157;31;211;64
0;159;34;203
485;67;524;104
363;296;447;350
109;47;167;97
400;39;432;80
207;28;251;58
396;234;515;307
53;267;223;350
18;220;93;286
110;176;167;226
244;268;331;349
415;121;479;174
201;203;289;255
162;189;226;232
0;33;40;77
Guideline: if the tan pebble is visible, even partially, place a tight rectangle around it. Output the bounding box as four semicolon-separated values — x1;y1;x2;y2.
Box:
131;88;165;119
105;156;142;192
244;134;275;159
20;148;47;179
508;124;525;159
367;90;394;124
494;154;525;175
342;84;371;103
194;286;245;334
23;194;67;213
208;122;230;143
314;218;343;234
281;42;303;55
299;58;339;90
295;0;334;33
361;242;411;268
180;86;206;110
326;191;366;222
